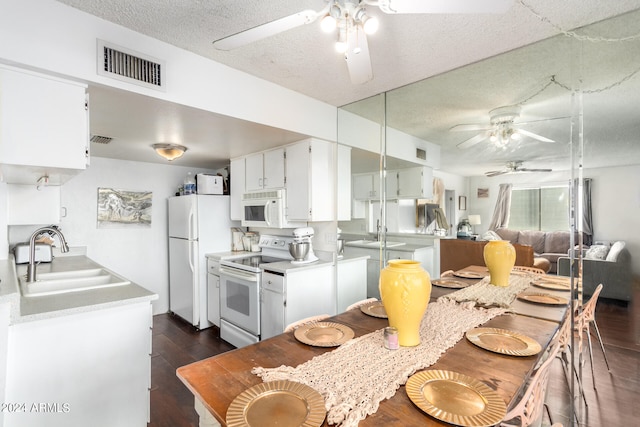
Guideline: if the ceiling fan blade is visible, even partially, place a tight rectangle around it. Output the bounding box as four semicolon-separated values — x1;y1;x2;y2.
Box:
516;116;570;126
344;27;373;84
213;9;319;50
516;128;555;143
519;168;553;173
450;123;492;132
375;0;513;14
485;169;509;177
457;132;489;149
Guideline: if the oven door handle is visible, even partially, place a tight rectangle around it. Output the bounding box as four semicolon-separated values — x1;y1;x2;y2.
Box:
219;266;260;282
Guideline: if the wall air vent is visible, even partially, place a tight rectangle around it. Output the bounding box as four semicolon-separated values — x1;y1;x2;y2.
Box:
416;148;427;160
97;39;165;91
90;135;113;144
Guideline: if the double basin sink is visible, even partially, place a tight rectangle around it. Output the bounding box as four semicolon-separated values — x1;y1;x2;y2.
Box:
17;257;130;297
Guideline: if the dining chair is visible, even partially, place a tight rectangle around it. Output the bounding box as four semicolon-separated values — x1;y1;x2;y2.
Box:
346;297;378;311
284;314;330;332
500;319;564;427
512;265;546;275
576;283;611;387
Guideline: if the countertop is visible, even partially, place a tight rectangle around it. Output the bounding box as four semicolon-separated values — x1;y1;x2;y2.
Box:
0;255;157;324
206;251;369;274
344;240;433;251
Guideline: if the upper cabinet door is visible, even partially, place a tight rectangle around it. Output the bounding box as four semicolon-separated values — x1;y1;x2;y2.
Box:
263;147;285;189
245;152;265;191
244;148;285;191
0;65;88;183
285;138;334;222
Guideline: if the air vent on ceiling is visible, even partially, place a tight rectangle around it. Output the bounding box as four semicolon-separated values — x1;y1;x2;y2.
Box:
97;39;165;91
90;135;113;144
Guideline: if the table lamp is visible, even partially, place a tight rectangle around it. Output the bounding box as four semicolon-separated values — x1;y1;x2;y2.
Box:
468;215;481;236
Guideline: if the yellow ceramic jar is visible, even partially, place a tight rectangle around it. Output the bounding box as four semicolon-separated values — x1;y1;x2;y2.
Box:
483;240;516;287
379;260;431;347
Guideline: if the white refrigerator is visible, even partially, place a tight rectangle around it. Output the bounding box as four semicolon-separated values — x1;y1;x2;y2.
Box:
168;195;236;329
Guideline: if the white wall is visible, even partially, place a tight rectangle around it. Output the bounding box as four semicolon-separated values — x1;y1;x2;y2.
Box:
7;158;217;315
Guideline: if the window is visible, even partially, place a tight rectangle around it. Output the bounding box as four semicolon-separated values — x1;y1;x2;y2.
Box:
509;185;569;231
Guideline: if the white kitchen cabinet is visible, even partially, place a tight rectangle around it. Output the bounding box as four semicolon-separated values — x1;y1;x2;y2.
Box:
4;301;152;427
0;65;89;185
344;243;435;299
285;138;334;222
0;301;10;425
388;246;435;277
245;147;285;191
336;144;352;221
261;264;335;340
337;257;368;313
229;157;245;220
352;172;379;200
207;257;221;327
6;184;61;225
396;166;433;199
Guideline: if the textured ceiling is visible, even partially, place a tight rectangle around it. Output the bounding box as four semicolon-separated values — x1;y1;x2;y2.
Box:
56;0;640;106
53;0;640;176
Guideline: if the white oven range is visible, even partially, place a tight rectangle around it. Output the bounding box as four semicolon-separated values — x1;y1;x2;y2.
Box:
218;235;294;348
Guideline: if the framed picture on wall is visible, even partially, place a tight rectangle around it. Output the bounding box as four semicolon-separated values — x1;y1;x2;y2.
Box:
477;188;489;198
459;196;467;210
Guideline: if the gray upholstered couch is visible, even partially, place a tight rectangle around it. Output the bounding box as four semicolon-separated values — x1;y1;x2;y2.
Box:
495;228;581;273
558;241;632;302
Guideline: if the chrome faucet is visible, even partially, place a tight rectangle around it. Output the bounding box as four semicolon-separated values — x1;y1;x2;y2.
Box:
26;227;69;283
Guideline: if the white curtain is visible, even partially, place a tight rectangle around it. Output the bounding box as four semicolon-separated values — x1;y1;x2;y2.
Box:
489;183;512;230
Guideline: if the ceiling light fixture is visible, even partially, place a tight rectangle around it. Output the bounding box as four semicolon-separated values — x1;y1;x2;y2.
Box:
323;1;379;54
152;143;187;161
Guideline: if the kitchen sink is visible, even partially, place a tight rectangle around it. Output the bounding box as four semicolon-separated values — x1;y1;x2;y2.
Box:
19;268;131;297
347;240;406;248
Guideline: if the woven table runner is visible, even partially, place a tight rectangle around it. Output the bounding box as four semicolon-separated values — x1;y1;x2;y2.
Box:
252;299;506;427
437;273;534;308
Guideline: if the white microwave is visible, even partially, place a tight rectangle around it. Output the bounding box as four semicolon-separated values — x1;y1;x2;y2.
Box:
241;189;305;229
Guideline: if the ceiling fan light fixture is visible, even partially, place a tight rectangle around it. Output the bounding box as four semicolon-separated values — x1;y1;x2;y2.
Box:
335;29;347;53
362;15;379;34
320;15;337;32
152;143;187;161
510;130;521;140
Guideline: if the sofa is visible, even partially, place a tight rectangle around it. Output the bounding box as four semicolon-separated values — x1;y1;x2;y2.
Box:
558;241;632;302
440;238;534;274
495;228;582;274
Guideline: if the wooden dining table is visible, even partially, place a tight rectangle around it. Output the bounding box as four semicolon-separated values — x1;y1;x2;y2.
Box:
177;267;570;427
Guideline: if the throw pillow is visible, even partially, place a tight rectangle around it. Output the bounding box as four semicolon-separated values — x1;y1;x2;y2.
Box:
585;245;609;260
482;230;501;241
606;241;626;262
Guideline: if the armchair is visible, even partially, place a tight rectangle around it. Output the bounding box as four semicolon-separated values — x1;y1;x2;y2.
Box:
558;241;632;302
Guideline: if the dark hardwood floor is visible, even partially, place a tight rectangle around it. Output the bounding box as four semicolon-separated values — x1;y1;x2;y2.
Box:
148;314;235;427
148;281;639;427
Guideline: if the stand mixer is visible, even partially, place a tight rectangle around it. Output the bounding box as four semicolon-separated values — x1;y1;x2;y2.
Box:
289;227;319;264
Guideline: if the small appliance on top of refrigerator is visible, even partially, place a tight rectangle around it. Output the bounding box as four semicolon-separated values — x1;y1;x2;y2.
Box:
168;194;238;329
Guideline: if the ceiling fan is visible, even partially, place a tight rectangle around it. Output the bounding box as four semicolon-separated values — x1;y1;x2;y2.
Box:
485;160;552;177
212;0;513;84
452;105;560;149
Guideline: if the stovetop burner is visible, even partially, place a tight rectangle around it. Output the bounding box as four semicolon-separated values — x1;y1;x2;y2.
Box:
230;255;285;269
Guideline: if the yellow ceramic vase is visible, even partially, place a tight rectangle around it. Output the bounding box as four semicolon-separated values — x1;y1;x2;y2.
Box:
379;260;431;347
483;240;516;287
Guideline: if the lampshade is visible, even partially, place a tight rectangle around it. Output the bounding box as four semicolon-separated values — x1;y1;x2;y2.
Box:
152;143;187;161
468;215;481;226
